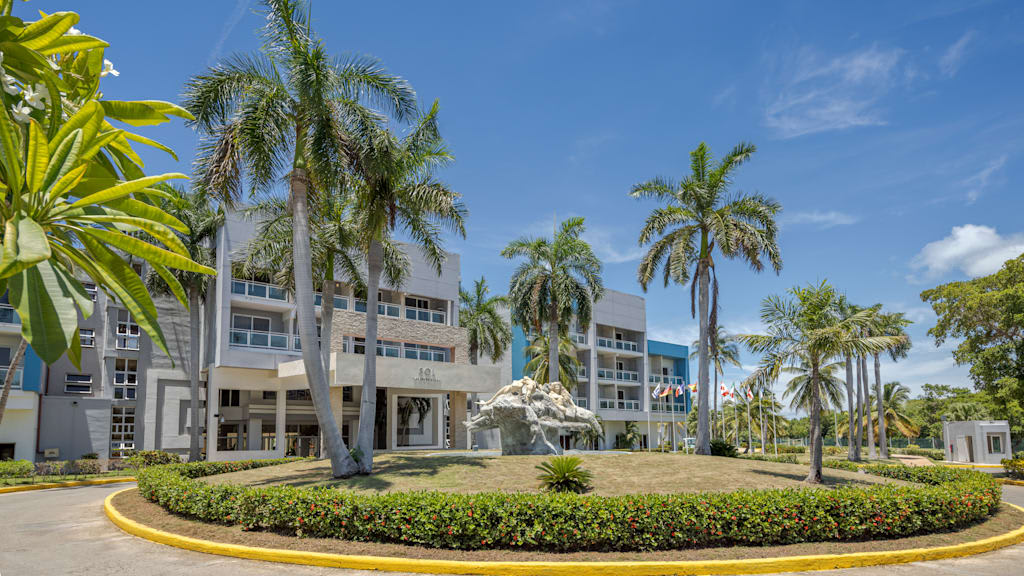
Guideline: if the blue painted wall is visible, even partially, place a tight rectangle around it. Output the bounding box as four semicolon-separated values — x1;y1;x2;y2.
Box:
20;345;43;393
648;338;691;412
510;325;530;381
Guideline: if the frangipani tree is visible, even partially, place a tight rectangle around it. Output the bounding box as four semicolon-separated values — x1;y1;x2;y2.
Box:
737;282;901;483
0;6;211;426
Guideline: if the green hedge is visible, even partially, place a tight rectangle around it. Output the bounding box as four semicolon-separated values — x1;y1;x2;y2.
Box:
740;454;800;464
774;445;807;454
896;446;945;461
0;459;34;478
1002;458;1024;480
137;459;1000;552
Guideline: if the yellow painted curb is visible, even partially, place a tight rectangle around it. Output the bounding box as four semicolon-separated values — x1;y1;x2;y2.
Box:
0;477;135;494
999;478;1024;487
105;488;1024;576
943;464;1005;469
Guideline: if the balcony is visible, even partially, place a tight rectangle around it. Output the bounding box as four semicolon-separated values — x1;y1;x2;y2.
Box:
0;366;23;389
574;397;588;409
570;331;587;345
576;366;588;379
314;293;349;310
649;375;685;386
596;337;639;353
0;304;19;324
598;398;641;411
596;367;615;381
229;328;297;353
652;402;687;413
231;279;289;302
616;369;639;383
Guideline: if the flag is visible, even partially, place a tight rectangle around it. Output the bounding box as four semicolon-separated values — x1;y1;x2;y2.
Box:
688;383;697;393
659;384;673;398
674;383;685;397
720;382;729;398
651;383;661;399
746;388;754;400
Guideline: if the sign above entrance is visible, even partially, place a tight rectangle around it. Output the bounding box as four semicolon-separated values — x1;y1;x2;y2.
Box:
414;367;441;388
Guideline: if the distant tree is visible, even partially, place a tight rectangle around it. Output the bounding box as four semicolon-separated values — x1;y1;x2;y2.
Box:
691;326;742;438
460;277;512;365
523;331;580;388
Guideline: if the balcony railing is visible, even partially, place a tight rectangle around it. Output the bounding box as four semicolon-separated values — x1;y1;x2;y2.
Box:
597;337;639;352
597;367;615;380
598;398;640;411
649;375;685;386
570;331;587;345
314;293;349;310
231;279;288;302
616;369;639;383
0;304;19;324
652;402;687;413
229;328;293;352
0;366;23;389
576;366;588;379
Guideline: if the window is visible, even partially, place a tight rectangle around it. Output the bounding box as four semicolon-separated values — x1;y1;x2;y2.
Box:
405;297;429;309
113;358;138;400
230;314;287;349
263;391;277;401
116;309;140;350
64;373;92;394
987;433;1003;454
220;389;240;407
662;367;669;376
286;389;312;401
83;282;98;302
80;328;95;348
111;406;135;458
342;386;353;402
0;346;9;366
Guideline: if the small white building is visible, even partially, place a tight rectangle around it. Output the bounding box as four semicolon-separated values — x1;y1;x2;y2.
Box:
942;420;1012;464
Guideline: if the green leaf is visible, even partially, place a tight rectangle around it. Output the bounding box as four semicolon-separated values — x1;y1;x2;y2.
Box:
72;213;190;257
69;172;186;208
78;234;170;358
7;261;78;365
100;100;195;127
78;227;212;274
17;12;78;50
42;130;82;197
36;34;107;56
25;119;48;192
50;101;102;155
122;131;178;160
0;110;23;193
149;262;188;309
104;197;188;233
0;213;52;279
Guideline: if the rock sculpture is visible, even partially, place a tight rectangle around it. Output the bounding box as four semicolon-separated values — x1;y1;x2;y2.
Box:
466;377;603;455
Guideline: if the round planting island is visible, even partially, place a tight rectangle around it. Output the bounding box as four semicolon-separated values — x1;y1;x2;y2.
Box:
108;452;1024;575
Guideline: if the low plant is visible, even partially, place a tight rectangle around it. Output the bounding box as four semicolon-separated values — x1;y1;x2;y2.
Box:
709;438;738;458
1002;458;1024;480
127;450;181;468
741;454;799;464
824;446;843;456
774;445;807;454
81;452;100;460
0;459;34;478
897;446;944;461
138;460;1000;553
73;459;102;475
823;460;861;472
536;456;593;494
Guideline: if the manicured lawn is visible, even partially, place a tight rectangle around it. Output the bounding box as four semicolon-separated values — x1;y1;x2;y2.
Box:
203;451;901;495
0;471;132;486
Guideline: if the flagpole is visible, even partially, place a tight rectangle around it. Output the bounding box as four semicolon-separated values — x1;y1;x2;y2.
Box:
733;390;739;446
671;387;678;453
771;388;779;457
746;390;753;454
758;390;766;454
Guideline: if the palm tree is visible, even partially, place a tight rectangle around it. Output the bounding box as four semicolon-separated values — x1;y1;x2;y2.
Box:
503;217;604;384
523;332;580;387
737;281;901;483
872;312;911;458
145;187;223;461
345;103;466;473
183;0;417;478
782;359;847;417
579;416;605;450
631;142;782;455
618;421;642;450
836;297;862;461
876;382;919;439
691;326;742;438
460;277;512;365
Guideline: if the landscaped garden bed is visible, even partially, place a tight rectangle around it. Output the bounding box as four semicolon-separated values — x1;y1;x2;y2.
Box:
135;453;1003;553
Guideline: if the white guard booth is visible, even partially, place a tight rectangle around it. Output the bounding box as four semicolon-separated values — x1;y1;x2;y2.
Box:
942;420;1012;464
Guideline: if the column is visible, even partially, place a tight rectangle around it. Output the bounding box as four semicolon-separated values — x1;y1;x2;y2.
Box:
248;417;262;450
206;376;219;461
450;391;468;449
274;386;287;457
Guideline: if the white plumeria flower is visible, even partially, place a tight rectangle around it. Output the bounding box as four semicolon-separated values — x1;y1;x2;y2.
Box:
1;74;19;96
67;26;82;36
11;102;32;123
0;51;5;68
100;58;119;77
22;83;49;110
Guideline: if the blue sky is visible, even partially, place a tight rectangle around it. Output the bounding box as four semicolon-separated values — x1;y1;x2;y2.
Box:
47;0;1024;399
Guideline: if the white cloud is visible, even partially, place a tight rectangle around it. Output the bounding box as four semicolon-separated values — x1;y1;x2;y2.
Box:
712;84;737;108
568;132;614;166
963;155;1006;204
940;30;976;78
764;45;907;138
782;210;859;229
910;224;1024;280
208;0;252;66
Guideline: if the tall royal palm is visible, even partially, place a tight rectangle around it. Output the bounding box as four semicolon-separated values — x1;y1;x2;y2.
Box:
146;187;223;461
183;0;417;477
346;103;466;474
691;326;742;438
737;282;900;483
871;312;911;458
503;217;604;384
460;277;512;365
837;297;861;461
632;142;782;455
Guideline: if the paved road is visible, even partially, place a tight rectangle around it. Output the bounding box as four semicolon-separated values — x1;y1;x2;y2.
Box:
1;483;1023;576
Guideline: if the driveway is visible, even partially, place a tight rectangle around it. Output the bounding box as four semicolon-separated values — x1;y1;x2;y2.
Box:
1;483;1023;576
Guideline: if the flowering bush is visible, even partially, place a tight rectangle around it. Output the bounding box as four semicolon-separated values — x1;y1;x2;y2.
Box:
126;450;181;468
137;460;1000;552
1001;458;1024;480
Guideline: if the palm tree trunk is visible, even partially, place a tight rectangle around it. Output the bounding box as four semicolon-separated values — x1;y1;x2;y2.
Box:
188;286;202;461
806;362;823;484
320;255;335;378
746;396;753;453
695;261;712;455
845;355;857;461
290;166;357;478
862;355;876;459
547;302;559;384
0;339;27;426
875;354;887;459
713;368;718;440
356;238;383;473
469;342;478;366
855;355;864;454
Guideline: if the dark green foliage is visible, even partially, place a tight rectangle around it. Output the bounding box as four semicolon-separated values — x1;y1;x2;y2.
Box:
741;454;799;464
536;456;593;493
774;445;808;454
822;460;861;472
896;446;944;461
710;439;739;457
0;460;34;478
138;460;999;552
1003;458;1024;480
127;450;182;468
81;453;99;460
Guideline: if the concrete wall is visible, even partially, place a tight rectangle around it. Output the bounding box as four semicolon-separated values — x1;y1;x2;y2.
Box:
331;309;472;364
38;396;112;460
592;289;646;333
945;420;1012;464
0;392;37;460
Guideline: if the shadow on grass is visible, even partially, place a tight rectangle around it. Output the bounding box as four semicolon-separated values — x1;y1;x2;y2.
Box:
243;454;495;491
748;467;881;488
